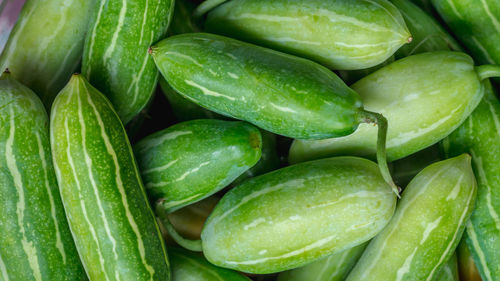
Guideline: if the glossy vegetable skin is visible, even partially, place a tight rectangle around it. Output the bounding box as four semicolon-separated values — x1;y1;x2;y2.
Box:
50;75;170;280
204;0;412;70
170;248;251;281
290;51;488;163
151;32;398;194
82;0;174;124
0;72;86;280
443;80;500;281
0;0;97;108
277;242;368;281
134;119;262;212
346;154;477;281
200;157;396;274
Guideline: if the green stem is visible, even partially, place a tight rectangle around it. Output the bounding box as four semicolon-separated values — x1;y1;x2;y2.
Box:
193;0;229;18
359;110;401;197
155;201;203;252
475;65;500;81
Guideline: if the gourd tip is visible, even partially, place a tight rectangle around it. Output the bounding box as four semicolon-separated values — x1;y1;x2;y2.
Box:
4;68;10;74
407;36;413;43
148;47;154;55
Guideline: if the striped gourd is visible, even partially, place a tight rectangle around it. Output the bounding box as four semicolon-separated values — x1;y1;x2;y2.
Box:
0;0;97;108
134;119;262;212
442;80;500;281
203;0;412;70
434;254;459;281
289;52;489;163
0;72;86;280
276;242;368;281
457;237;482;281
432;0;500;65
346;154;477;281
170;248;251;281
50;74;170;280
82;0;174;124
391;0;462;58
198;157;396;274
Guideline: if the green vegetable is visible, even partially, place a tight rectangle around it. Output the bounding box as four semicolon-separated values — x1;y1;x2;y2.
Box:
442;80;500;281
0;72;86;280
338;56;395;86
161;157;396;273
457;237;482;281
391;144;442;187
203;0;412;70
410;0;435;14
82;0;174;124
0;0;97;108
391;0;462;58
276;242;368;281
289;51;496;164
346;154;477;281
169;0;200;35
432;0;500;65
232;130;281;186
50;74;170;280
134;119;262;212
434;254;459;281
151;32;398;194
159;77;221;121
170;248;251;281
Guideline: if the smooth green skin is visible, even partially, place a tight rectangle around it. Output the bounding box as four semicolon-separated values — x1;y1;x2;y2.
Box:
432;0;500;65
277;242;368;281
346;154;477;281
170;248;251;281
159;77;221;121
457;237;482;281
204;0;411;70
50;75;170;281
434;254;459;281
392;0;461;58
0;73;86;280
0;0;97;109
134;119;262;213
152;33;364;140
410;0;435;14
201;157;397;274
290;51;484;163
232;130;281;186
82;0;174;124
442;80;500;281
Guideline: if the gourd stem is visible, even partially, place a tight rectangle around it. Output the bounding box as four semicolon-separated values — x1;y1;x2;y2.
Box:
359;110;401;197
193;0;228;18
155;201;203;252
476;65;500;81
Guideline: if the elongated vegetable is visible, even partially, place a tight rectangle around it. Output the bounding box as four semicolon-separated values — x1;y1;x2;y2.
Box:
160;157;396;273
50;74;170;280
442;80;500;281
289;51;495;164
0;72;86;281
432;0;500;66
134;119;262;212
391;0;461;58
0;0;97;108
391;144;442;187
457;237;482;281
276;242;368;281
346;154;477;281
202;0;412;70
434;254;459;281
151;32;398;194
170;248;251;281
82;0;174;124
